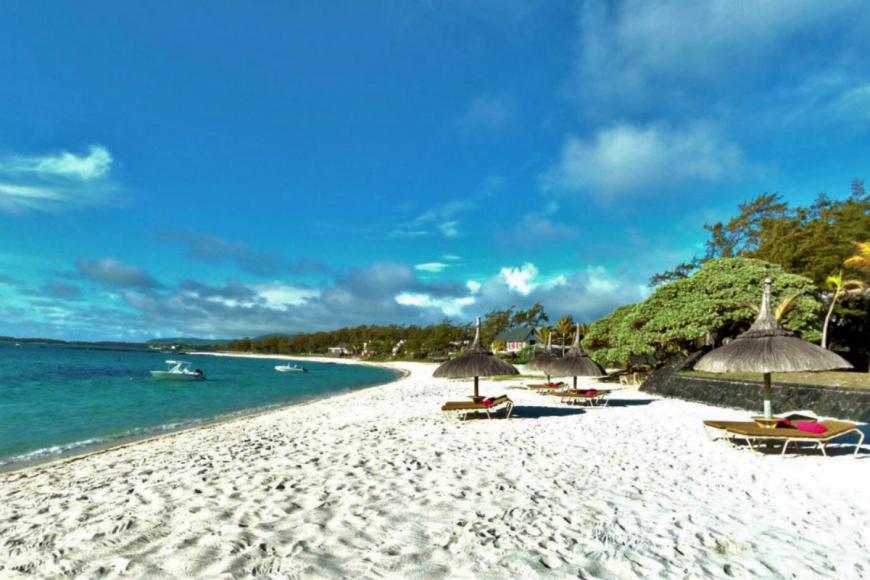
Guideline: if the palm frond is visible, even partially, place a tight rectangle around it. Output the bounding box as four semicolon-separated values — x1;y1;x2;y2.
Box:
844;241;870;269
774;292;800;322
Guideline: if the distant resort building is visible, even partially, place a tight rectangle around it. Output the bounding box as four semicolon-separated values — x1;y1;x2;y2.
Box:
328;344;351;356
494;328;537;353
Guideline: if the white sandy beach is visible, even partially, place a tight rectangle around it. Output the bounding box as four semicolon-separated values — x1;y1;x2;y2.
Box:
0;356;868;579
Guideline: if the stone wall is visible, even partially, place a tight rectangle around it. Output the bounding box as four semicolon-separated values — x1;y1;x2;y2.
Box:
641;352;870;422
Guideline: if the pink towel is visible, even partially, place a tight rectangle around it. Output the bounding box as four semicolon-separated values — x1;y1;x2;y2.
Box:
483;397;495;408
585;389;598;397
795;421;827;434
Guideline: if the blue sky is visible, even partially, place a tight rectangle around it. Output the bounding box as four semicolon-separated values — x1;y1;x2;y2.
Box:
1;1;868;340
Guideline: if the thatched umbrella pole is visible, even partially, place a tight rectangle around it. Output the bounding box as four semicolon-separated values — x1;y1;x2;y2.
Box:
527;332;555;382
544;334;553;384
753;282;776;418
695;278;851;419
548;323;606;388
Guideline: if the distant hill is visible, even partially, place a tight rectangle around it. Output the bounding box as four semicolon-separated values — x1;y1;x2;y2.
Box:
147;337;233;346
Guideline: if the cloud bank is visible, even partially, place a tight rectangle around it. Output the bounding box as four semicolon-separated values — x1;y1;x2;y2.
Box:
15;256;647;340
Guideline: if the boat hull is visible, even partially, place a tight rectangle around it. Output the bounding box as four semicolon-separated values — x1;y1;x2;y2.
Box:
150;371;206;381
275;366;306;373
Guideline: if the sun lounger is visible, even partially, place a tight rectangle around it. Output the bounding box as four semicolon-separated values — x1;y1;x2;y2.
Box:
703;419;865;456
526;382;566;391
545;389;610;407
441;395;513;420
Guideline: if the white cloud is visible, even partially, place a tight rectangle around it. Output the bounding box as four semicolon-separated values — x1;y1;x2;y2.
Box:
414;262;449;273
466;280;482;294
0;183;60;199
0;145;116;213
497;263;570;296
395;292;475;317
254;283;320;310
390;199;475;239
575;0;866;115
0;184;63;212
499;263;540;295
543;122;743;197
585;265;618;293
1;145;112;181
438;220;460;238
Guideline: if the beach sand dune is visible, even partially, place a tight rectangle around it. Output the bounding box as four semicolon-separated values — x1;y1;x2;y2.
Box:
0;360;867;578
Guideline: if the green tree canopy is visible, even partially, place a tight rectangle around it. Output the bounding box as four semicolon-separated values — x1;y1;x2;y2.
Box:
585;257;823;367
651;181;870;287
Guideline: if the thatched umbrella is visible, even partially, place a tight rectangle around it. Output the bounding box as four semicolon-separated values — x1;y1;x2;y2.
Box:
547;323;606;388
527;333;557;383
695;279;852;419
433;317;518;401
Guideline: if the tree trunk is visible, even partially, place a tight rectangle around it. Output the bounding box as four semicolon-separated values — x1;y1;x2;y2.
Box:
821;290;839;350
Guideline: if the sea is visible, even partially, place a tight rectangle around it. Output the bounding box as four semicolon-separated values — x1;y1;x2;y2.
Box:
0;342;402;470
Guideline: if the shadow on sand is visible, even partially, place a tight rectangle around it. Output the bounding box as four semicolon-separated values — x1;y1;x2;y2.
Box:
604;398;654;408
511;406;587;419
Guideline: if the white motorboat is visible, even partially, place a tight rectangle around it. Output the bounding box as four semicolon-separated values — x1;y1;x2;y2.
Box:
275;363;308;373
150;360;206;381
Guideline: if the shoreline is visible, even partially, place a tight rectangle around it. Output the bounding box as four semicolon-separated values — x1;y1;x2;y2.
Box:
0;354;409;476
1;361;866;577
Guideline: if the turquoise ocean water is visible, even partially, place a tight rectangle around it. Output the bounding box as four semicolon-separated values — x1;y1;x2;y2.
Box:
0;342;401;469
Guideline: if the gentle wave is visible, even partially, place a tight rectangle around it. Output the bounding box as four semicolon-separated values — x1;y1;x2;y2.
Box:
0;344;401;471
0;398;312;470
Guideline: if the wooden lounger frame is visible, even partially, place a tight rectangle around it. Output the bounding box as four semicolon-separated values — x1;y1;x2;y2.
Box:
546;390;610;407
703;420;866;456
526;382;565;391
441;395;514;420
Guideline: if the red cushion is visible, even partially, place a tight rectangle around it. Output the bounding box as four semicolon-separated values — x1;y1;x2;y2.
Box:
483;397;495;407
585;389;597;396
795;421;827;434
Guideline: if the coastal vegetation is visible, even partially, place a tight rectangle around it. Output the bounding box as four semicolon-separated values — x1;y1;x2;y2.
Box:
217;182;868;370
648;182;869;358
582;257;823;367
221;304;550;360
649;180;870;287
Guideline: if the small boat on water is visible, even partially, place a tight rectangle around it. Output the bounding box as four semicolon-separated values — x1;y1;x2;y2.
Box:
275;363;308;373
150;360;206;381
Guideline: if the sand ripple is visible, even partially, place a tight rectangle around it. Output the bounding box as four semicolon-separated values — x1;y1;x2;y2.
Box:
0;360;867;578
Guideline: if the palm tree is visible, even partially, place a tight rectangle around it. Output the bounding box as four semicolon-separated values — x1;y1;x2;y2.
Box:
844;241;870;272
822;272;866;349
555;316;575;355
532;326;554;383
535;326;552;348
